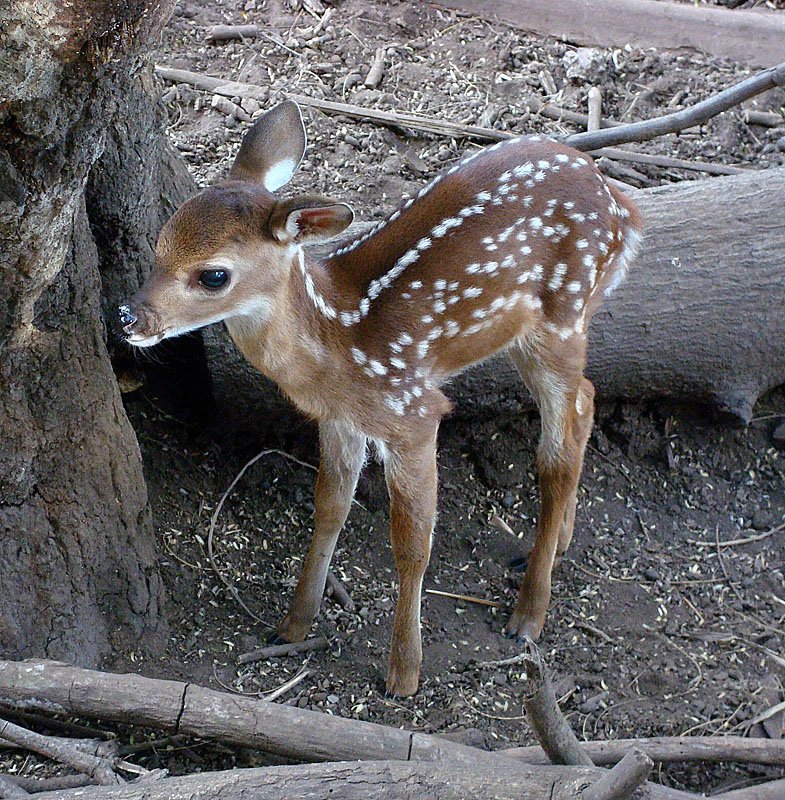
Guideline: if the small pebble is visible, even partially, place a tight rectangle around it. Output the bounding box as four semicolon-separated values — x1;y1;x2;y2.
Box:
772;420;785;448
751;509;771;531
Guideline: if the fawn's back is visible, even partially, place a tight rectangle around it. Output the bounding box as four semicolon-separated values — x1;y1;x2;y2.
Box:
304;135;641;422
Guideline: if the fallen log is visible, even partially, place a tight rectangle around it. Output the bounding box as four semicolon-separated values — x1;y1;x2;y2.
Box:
6;661;782;799
716;777;785;800
431;0;785;69
0;660;477;766
25;759;697;800
205;167;785;430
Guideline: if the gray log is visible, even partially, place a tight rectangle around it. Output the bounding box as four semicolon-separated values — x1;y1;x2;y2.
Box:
205;167;785;436
0;659;498;766
430;0;785;68
28;760;699;800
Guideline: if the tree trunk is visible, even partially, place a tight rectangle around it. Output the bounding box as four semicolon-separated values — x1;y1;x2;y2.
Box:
0;1;184;662
204;166;785;439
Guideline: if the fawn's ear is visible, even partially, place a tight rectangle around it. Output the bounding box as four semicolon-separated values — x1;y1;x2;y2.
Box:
229;100;306;191
270;197;354;244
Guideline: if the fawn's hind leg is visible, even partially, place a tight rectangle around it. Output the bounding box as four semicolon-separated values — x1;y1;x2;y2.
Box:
558;376;594;556
505;335;591;640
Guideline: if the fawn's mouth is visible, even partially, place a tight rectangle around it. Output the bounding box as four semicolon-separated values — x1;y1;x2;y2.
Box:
118;303;168;347
124;331;167;347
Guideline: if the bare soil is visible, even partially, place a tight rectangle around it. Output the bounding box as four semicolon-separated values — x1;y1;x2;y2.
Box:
136;0;785;788
6;0;785;794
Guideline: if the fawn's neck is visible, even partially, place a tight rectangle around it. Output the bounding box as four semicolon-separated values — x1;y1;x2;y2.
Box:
224;248;350;419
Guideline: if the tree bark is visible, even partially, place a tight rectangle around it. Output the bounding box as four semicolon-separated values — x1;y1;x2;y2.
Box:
26;760;699;800
205;166;785;436
0;1;181;663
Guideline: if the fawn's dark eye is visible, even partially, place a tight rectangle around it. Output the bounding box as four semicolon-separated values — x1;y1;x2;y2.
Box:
198;269;229;289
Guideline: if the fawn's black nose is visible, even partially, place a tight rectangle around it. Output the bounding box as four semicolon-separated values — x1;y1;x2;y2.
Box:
118;304;138;333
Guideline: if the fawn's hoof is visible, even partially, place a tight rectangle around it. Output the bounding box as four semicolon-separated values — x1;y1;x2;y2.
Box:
267;632;292;646
504;611;544;643
385;667;420;698
509;555;529;572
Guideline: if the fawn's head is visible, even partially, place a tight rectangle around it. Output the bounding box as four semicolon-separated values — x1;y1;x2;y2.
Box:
119;100;353;346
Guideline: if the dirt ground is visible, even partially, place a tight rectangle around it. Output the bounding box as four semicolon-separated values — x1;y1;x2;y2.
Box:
14;0;785;794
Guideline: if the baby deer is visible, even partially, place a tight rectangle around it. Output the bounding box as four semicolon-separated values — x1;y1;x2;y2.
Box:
120;101;642;696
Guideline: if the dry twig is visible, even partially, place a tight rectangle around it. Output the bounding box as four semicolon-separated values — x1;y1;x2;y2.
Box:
505;735;785;766
715;520;785;549
263;668;313;703
425;588;501;608
237;637;329;665
325;570;355;611
567;62;785;151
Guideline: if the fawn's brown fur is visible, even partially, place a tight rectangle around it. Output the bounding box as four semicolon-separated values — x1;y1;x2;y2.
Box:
121;101;643;696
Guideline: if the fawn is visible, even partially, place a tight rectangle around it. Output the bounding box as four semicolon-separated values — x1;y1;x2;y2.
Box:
120;100;643;696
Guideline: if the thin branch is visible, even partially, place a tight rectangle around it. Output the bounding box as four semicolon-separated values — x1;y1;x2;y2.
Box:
325;570;355;611
566;62;785;151
263;668;312;702
237;637;329;665
425;588;502;608
154;64;783;175
715;520;785;548
504;735;785;766
0;718;121;786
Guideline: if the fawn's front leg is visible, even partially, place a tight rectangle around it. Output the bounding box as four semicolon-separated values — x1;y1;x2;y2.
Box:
383;428;438;697
276;420;366;643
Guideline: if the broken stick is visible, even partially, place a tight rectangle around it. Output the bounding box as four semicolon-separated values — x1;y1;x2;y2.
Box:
364;47;386;89
584;747;654;800
326;570;355;611
237;637;329;665
0;717;120;786
521;641;594;767
588;87;602;133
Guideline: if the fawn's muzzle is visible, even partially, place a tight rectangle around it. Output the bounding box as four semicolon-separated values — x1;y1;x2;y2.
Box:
118;304;138;335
